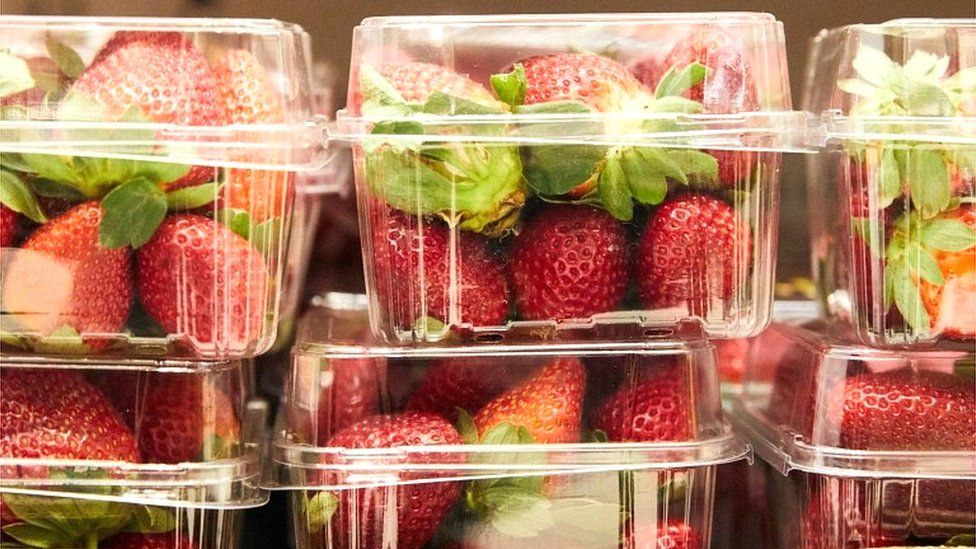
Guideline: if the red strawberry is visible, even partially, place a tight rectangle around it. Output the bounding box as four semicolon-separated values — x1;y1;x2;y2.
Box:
212;49;293;223
823;368;975;451
594;359;694;442
135;373;240;464
637;193;750;316
305;356;384;442
103;532;197;549
918;205;976;339
519;53;647;112
69;32;226;188
1;201;132;349
627;520;703;549
473;357;586;443
405;356;532;421
326;412;463;549
0;204;19;247
512;205;629;321
135;214;269;355
370;209;509;332
659;28;758;186
372;62;500;108
0;369;139;461
715;338;750;384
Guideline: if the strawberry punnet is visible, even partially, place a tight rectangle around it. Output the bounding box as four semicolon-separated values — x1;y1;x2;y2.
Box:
638;193;751;315
324;412;463;549
358;62;524;236
135;214;269;354
594;359;695;442
69;31;227;189
1;201;132;349
473;356;586;444
371;209;509;332
512;204;629;321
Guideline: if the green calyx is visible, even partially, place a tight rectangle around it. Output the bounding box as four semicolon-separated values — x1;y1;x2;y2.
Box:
360;68;525;237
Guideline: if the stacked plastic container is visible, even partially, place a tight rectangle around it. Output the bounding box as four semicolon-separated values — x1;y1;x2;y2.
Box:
0;16;344;548
265;12;813;549
731;18;975;549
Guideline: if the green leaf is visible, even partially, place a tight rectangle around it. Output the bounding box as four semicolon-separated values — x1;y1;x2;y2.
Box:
908;148;951;219
2;523;75;548
890;262;930;333
905;241;943;285
903;80;956;116
548;498;622;546
99;178;168;249
655;62;707;99
851;47;899;88
622;161;667;207
644;95;704;114
44;35;84;78
165;182;218;210
635;147;686;185
513;100;591;115
0;153;35;173
358;64;408;113
598;154;633;221
422;91;504;116
2;494;134;547
30;178;86;201
305;492;338;534
668;149;719;183
584;430;608;443
481;489;553;538
945;533;976;547
215;208;251;239
250;217;283;257
20;154;76;186
1;170;47;223
878;148;902;208
457;409;479;445
919;217;976;252
0;53;35;99
122;507;175;535
490;64;527;108
28;324;92;354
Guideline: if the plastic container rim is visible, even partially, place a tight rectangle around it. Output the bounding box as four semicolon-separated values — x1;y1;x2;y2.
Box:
0;14;307;35
357;12;780;27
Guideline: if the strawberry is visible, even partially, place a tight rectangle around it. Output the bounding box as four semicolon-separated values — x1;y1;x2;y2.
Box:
659;28;758;186
519;53;647;112
306;357;383;442
0;369;139;462
135;214;269;354
917;205;976;339
103;532;197;549
212;49;293;223
326;412;463;549
69;31;226;188
405;357;532;421
358;63;523;236
823;368;975;451
626;520;702;549
0;204;19;247
1;201;132;349
593;359;694;442
715;338;750;384
473;357;586;443
637;193;750;315
370;209;509;333
135;373;240;464
511;205;629;321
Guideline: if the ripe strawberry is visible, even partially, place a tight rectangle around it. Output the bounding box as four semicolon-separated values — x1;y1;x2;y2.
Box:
135;373;240;464
512;205;629;321
212;49;292;223
405;356;532;421
0;369;138;461
326;412;463;549
69;32;226;188
135;214;269;354
103;532;197;549
637;193;750;316
373;62;500;108
1;204;20;247
659;28;758;185
473;357;586;443
918;205;976;339
594;359;694;442
306;357;383;441
1;201;132;349
371;209;509;331
715;338;750;384
519;53;647;112
823;368;974;451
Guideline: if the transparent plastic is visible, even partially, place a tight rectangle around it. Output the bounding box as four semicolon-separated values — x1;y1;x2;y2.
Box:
805;19;976;349
333;13;810;342
732;321;975;547
1;357;253;465
0;16;337;358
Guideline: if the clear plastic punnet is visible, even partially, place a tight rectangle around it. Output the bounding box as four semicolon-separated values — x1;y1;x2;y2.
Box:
333;13;810;343
265;293;748;549
0;16;338;358
732;320;976;548
805;19;976;349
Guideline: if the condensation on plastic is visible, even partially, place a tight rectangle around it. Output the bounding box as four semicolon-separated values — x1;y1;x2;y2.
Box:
262;294;748;492
804;19;976;349
732;321;975;479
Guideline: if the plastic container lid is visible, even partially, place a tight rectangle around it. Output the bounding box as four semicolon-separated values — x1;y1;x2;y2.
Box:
732;320;975;480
